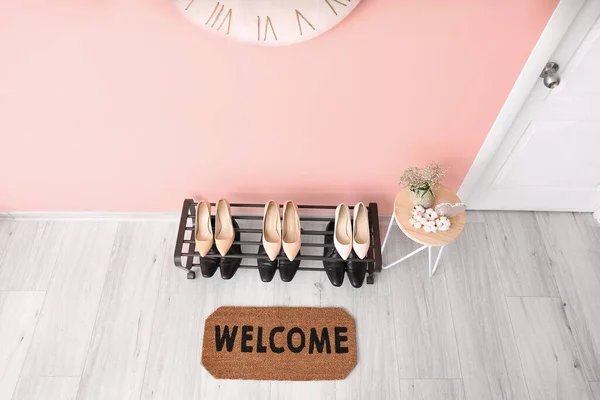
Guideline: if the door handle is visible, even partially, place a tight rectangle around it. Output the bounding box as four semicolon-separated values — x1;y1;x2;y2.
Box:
540;62;560;89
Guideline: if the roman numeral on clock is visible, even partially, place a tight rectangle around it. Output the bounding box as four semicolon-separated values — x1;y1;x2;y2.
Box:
295;10;315;35
257;16;277;41
324;0;350;16
204;2;232;34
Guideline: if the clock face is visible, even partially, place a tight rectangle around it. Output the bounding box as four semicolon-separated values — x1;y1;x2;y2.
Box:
174;0;361;46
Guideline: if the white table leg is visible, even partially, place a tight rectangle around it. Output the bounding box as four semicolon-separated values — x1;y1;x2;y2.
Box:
429;245;445;277
381;214;395;252
383;245;428;270
381;213;446;276
428;246;432;277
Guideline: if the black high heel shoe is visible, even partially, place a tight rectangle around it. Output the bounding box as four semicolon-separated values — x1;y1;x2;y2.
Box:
323;221;345;287
346;250;367;288
219;218;242;279
199;217;219;278
257;244;277;282
279;249;301;282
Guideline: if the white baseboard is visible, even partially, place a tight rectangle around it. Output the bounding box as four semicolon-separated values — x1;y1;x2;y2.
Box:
0;212;180;221
594;209;600;225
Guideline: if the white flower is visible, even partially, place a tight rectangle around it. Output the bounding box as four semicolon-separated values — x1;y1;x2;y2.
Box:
410;211;455;234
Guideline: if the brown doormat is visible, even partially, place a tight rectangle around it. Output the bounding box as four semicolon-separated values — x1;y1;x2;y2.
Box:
201;306;357;381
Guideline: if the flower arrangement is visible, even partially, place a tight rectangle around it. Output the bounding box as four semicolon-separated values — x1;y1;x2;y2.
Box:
398;162;446;195
410;205;451;233
398;162;446;207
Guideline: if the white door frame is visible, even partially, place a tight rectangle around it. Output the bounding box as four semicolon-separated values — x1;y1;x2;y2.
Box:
458;0;588;203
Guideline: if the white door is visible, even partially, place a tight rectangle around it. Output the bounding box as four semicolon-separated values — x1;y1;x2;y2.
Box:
462;1;600;212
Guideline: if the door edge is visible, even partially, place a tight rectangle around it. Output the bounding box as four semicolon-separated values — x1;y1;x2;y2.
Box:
458;0;586;203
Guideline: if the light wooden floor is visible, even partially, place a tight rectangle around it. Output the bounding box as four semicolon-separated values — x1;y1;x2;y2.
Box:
0;212;599;400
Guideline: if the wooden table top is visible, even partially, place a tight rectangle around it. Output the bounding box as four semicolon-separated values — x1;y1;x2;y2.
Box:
393;184;466;247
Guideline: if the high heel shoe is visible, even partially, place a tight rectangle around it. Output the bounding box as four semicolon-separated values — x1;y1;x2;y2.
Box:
352;202;370;259
199;216;220;278
195;200;214;257
262;200;282;261
323;221;345;287
215;199;234;256
257;246;301;282
257;244;277;282
279;248;301;282
346;250;368;288
282;201;301;261
334;203;352;260
219;218;242;279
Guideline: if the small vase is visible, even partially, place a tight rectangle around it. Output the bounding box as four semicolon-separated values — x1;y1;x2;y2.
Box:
411;190;435;208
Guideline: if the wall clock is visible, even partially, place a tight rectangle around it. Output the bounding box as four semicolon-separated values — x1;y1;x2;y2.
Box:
174;0;361;46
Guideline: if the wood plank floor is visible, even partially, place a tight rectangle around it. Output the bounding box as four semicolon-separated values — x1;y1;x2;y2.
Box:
0;211;599;400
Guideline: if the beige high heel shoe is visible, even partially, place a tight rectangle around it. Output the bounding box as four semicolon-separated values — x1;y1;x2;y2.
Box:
262;200;282;261
352;202;370;259
195;200;214;257
334;203;352;260
282;200;301;261
215;199;234;256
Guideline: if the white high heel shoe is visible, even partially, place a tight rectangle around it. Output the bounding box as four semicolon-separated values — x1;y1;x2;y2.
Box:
282;201;301;261
215;199;234;256
334;203;352;260
352;202;370;259
263;200;282;261
195;200;214;257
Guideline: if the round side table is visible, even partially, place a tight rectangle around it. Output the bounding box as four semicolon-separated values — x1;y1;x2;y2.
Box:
381;185;466;277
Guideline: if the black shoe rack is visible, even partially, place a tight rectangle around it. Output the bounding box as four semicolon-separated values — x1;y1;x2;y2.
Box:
173;199;383;284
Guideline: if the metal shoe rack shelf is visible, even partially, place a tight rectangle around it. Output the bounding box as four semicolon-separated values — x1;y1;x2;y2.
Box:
173;199;383;284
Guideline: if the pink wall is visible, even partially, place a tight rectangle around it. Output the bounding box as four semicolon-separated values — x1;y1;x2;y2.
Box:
0;0;557;212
